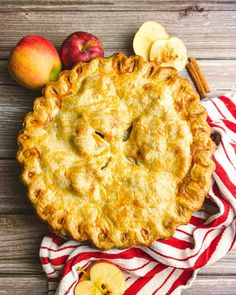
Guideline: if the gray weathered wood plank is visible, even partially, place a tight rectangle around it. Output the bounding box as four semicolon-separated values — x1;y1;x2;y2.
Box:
0;215;47;267
0;10;236;59
0;89;33;158
0;59;236;158
0;259;44;274
1;0;236;11
0;274;236;294
0;1;236;294
182;275;236;294
0;275;47;294
199;252;236;275
0;159;32;214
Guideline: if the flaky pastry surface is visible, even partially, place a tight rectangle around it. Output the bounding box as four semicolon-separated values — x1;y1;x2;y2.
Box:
17;53;215;249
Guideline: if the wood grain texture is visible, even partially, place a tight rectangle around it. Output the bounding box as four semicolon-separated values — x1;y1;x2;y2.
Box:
1;0;236;11
199;251;236;275
0;160;32;214
0;259;44;274
182;276;236;294
0;214;47;260
0;59;236;158
0;214;47;273
0;276;47;294
0;10;236;59
0;0;236;293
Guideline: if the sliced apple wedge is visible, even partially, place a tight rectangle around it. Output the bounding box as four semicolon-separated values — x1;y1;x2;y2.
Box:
90;262;126;295
74;280;102;295
133;21;169;61
150;37;187;71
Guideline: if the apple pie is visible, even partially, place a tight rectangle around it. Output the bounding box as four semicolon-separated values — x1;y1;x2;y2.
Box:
17;53;215;250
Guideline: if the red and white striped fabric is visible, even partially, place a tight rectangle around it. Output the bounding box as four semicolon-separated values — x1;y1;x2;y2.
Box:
40;93;236;295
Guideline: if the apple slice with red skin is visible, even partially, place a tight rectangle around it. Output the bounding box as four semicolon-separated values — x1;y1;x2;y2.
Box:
75;261;125;295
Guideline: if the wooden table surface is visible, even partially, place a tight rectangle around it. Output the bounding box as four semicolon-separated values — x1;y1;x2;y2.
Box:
0;1;236;294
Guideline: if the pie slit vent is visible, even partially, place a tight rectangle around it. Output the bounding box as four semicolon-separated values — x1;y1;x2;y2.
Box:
17;53;215;250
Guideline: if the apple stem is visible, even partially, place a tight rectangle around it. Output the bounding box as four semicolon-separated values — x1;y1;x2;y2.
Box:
77;266;89;278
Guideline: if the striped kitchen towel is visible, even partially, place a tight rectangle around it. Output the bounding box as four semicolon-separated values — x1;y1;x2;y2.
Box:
40;93;236;295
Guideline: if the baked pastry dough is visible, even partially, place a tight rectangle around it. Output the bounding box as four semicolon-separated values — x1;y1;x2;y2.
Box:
17;53;215;250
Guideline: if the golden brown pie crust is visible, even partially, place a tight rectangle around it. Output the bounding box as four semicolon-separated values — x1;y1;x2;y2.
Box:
17;53;215;250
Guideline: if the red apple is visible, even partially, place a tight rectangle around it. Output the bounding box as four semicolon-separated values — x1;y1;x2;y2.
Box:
60;31;104;69
9;35;62;90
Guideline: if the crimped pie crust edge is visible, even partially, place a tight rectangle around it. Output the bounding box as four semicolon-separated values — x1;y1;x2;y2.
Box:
17;53;215;250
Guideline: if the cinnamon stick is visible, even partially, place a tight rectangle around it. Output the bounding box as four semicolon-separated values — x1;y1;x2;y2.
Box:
189;57;210;93
186;62;207;99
